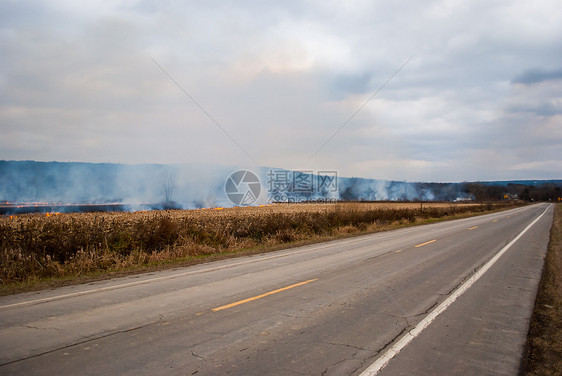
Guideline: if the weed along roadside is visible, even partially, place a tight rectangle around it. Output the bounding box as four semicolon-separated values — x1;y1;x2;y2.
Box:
0;201;523;294
522;203;562;375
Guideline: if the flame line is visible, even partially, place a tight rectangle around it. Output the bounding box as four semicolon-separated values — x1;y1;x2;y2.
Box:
307;53;415;162
146;52;256;164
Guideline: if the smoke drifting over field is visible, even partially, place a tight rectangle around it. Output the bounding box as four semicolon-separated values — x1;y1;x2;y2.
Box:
1;161;559;213
0;160;467;209
0;161;235;209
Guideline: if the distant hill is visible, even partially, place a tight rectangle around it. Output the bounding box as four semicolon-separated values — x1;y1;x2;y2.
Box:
1;160;560;212
0;160;233;208
480;179;562;186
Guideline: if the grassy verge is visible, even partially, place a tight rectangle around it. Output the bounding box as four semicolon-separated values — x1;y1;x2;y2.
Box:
523;203;562;375
0;201;521;295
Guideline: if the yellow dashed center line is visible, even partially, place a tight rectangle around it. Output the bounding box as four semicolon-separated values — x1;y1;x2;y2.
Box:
212;278;318;312
395;249;403;253
468;226;478;230
414;239;437;248
492;219;498;222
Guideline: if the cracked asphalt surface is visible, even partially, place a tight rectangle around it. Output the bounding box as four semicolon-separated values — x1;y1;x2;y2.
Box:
0;204;552;375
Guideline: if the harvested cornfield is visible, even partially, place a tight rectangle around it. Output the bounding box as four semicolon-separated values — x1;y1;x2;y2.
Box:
0;201;520;288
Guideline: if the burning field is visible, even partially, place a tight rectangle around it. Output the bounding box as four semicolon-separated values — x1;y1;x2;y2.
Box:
0;201;521;292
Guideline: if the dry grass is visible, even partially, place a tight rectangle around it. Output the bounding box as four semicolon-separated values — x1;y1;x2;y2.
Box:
523;203;562;375
0;201;519;293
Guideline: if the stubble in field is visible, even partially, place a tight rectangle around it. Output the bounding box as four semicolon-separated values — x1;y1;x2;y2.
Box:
0;202;517;292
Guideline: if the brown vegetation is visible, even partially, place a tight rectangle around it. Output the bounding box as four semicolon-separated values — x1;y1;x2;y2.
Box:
523;203;562;375
0;202;520;292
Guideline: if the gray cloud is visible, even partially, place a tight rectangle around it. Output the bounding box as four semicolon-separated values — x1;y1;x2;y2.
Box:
329;72;373;100
512;68;562;85
1;0;561;183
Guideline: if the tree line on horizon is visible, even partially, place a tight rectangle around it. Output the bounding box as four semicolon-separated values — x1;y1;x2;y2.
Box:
463;182;561;202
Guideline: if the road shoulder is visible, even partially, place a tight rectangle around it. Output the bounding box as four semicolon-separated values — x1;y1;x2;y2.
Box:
522;203;562;375
374;205;553;375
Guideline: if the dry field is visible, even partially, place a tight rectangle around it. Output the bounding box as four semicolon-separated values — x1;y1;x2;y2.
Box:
0;201;519;291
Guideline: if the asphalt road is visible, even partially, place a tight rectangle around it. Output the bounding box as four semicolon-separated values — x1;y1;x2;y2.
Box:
0;203;553;375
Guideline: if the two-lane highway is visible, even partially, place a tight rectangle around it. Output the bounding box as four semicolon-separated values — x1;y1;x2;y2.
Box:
0;204;553;375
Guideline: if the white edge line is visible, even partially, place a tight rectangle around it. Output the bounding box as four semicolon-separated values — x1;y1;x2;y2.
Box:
0;204;540;310
359;204;551;376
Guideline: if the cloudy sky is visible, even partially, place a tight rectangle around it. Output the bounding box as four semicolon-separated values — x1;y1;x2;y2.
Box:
1;0;561;182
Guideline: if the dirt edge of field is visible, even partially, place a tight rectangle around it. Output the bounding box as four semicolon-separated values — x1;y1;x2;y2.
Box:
521;203;562;375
